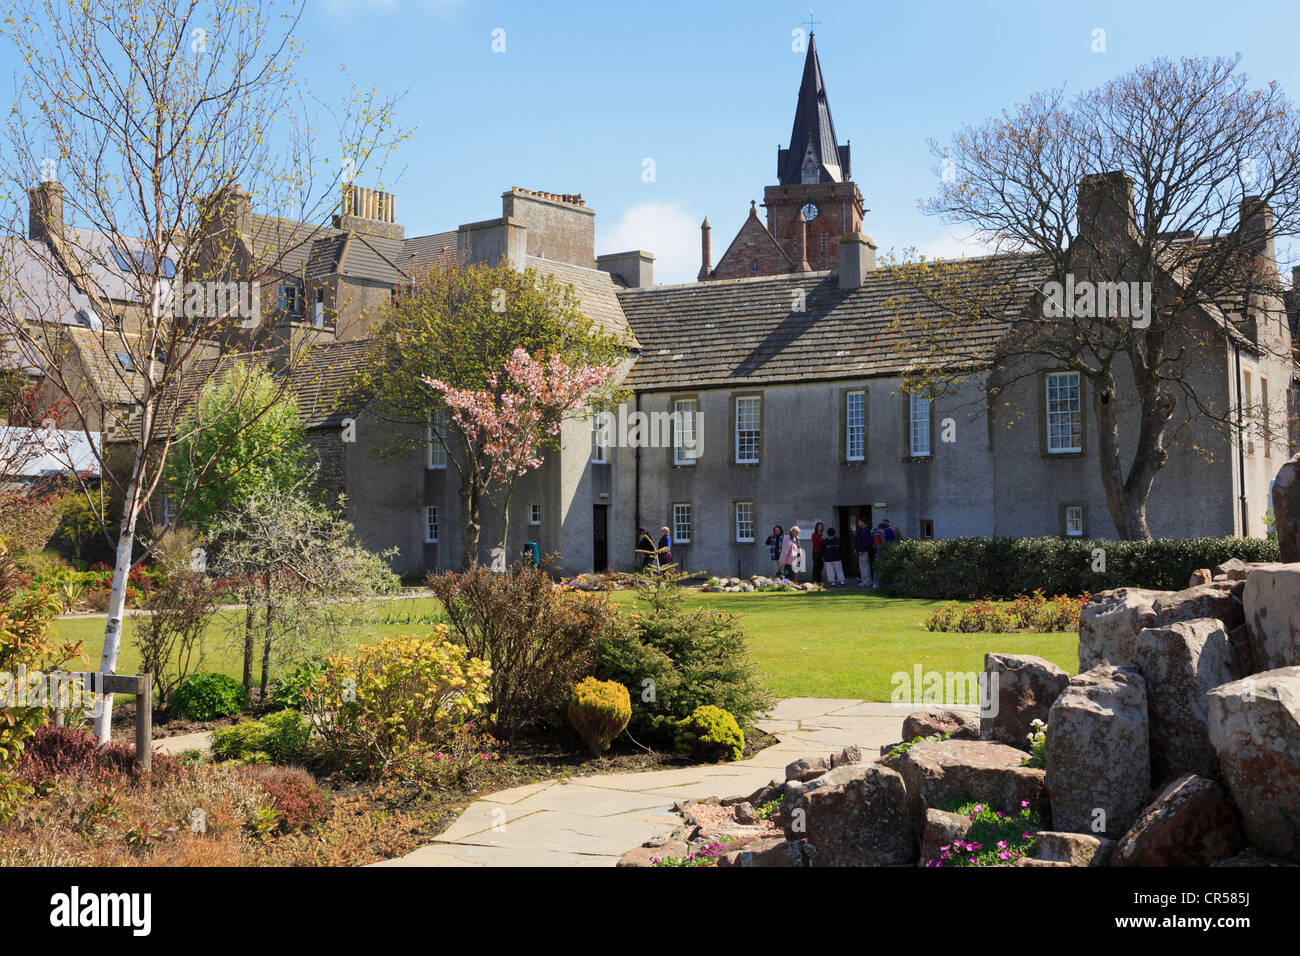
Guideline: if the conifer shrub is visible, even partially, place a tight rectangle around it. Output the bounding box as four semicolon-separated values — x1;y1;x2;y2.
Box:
674;705;744;763
567;677;631;755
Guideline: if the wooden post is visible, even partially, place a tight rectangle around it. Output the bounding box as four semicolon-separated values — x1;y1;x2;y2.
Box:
135;674;151;775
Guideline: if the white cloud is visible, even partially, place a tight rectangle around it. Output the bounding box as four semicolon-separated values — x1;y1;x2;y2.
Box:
917;230;995;261
598;200;701;285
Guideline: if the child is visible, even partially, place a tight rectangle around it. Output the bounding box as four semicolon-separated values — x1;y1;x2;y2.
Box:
822;527;844;585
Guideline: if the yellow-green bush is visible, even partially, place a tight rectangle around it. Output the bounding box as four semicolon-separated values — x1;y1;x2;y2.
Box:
304;628;492;777
567;677;631;755
674;705;744;763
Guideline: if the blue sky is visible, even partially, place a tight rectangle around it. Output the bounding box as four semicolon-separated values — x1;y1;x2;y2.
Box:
20;0;1300;282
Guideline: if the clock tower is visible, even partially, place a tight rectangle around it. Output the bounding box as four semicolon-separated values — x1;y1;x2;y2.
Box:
699;34;865;281
763;34;863;272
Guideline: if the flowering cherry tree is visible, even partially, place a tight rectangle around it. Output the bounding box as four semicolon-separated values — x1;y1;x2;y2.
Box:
424;348;620;560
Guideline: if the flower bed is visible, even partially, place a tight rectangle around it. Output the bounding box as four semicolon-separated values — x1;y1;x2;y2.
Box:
923;590;1085;633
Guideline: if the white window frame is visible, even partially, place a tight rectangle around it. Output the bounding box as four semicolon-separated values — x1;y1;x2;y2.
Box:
909;394;932;457
846;390;866;461
277;283;300;315
735;501;755;543
1046;371;1082;453
1064;505;1085;537
591;408;609;464
313;288;325;328
426;407;448;469
735;396;761;464
672;502;692;544
1261;374;1272;457
529;503;541;526
673;398;699;466
424;506;439;543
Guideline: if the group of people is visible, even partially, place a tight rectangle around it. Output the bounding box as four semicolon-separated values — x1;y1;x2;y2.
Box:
765;518;899;587
636;527;673;570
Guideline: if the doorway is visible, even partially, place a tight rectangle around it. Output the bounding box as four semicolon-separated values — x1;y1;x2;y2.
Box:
592;504;609;572
836;504;872;580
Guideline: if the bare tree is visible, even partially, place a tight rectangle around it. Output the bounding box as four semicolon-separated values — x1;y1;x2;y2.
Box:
887;55;1300;538
0;0;403;740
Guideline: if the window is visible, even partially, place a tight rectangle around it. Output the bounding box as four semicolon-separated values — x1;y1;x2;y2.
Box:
313;288;325;328
1046;372;1082;453
1243;369;1255;455
277;283;300;315
427;407;448;469
919;518;934;539
529;504;541;526
114;352;135;372
846;391;866;461
673;399;699;465
424;506;439;543
1064;505;1085;537
1261;375;1272;457
751;259;759;274
735;501;755;543
909;394;931;457
735;396;761;464
591;408;608;464
672;502;692;544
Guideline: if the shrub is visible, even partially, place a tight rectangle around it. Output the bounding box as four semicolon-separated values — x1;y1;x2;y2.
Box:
567;677;631;755
170;672;247;721
269;658;326;711
387;721;498;789
428;561;616;738
877;535;1280;600
674;705;744;763
595;571;774;746
210;709;312;765
130;569;217;708
18;724;182;785
235;765;327;832
303;630;491;777
924;591;1086;633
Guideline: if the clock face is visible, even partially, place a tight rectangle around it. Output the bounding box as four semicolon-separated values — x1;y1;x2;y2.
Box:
800;202;820;222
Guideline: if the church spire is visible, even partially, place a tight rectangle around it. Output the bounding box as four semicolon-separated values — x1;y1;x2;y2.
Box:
778;34;847;186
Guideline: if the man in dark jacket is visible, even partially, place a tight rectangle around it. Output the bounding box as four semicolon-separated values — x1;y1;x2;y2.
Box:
854;518;872;586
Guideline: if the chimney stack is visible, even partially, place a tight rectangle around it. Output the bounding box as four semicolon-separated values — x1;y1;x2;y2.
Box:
838;233;877;289
698;218;712;281
334;183;403;239
1077;170;1136;243
1240;195;1276;275
597;250;655;288
28;181;65;246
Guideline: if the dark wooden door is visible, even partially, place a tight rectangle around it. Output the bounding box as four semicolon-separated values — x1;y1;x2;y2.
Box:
593;504;609;571
838;504;872;578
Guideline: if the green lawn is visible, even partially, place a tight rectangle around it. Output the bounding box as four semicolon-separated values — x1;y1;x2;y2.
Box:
55;589;1079;703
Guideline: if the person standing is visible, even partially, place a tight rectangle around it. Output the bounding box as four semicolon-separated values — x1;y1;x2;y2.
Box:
854;517;872;586
779;525;803;581
636;528;656;570
811;522;825;583
658;525;673;568
822;527;845;586
765;525;785;577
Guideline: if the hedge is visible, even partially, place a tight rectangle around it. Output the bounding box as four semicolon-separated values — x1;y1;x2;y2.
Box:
875;536;1280;600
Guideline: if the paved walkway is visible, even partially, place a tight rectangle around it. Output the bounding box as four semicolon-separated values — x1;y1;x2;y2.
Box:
376;698;974;867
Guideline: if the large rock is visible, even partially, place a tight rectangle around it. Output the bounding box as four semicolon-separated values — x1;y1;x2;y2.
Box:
781;763;913;866
1213;557;1285;582
886;739;1046;833
1242;565;1300;670
1045;665;1150;837
918;808;973;866
1273;453;1300;562
716;835;810;867
1079;586;1243;672
1207;667;1300;862
981;653;1070;750
1033;831;1114;866
902;709;979;741
784;756;830;783
617;837;689;867
1111;774;1244;867
1132;619;1238;778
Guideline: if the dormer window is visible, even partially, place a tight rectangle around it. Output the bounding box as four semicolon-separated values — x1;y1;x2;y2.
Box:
800;141;819;184
277;283;300;316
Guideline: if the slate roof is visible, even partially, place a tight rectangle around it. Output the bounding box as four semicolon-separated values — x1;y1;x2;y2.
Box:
525;256;639;346
403;231;462;271
246;213;341;276
619;255;1051;391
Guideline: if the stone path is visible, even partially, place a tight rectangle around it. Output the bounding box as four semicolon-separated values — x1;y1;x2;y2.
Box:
376;698;976;868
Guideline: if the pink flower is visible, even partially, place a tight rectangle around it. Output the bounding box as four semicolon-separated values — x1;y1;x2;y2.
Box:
1020;800;1030;808
997;840;1008;849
